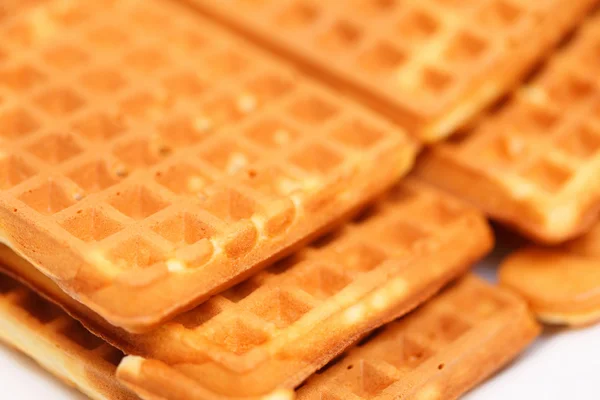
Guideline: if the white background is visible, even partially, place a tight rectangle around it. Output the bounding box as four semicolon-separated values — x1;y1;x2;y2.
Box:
1;237;599;399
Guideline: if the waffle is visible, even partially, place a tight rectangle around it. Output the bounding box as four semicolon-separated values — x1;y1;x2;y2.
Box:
500;221;600;327
297;275;540;400
0;276;531;400
0;274;137;400
0;0;415;333
417;11;600;244
184;0;597;142
0;179;493;399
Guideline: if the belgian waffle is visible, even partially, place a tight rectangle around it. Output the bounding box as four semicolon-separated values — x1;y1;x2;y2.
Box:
185;0;597;141
0;0;415;332
500;221;600;326
296;275;540;400
417;11;600;244
0;274;136;400
0;179;493;399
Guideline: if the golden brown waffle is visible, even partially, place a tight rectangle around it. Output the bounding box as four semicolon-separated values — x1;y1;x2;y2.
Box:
185;0;597;142
0;274;531;400
0;0;415;332
0;179;493;399
500;221;600;326
297;275;540;400
0;274;137;400
417;12;600;244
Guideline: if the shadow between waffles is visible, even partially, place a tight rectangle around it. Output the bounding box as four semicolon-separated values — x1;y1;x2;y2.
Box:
474;222;529;283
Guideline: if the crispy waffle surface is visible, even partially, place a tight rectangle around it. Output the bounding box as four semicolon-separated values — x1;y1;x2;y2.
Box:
297;275;540;400
0;274;537;400
0;0;416;332
0;179;493;399
186;0;598;142
417;11;600;244
0;274;136;400
500;221;600;326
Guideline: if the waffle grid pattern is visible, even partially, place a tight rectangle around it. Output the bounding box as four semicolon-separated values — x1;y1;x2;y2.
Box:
418;13;600;242
0;0;413;331
296;276;538;400
190;0;597;139
0;274;135;400
114;180;492;399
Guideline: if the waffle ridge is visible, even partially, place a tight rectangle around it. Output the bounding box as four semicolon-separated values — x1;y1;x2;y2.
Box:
0;0;415;332
296;275;540;400
0;274;136;400
186;0;598;141
417;11;600;243
0;179;492;399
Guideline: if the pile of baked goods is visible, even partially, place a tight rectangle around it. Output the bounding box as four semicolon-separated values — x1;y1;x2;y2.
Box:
0;1;598;398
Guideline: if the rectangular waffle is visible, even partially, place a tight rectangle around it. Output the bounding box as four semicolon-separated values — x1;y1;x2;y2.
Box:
0;274;533;400
0;0;416;332
297;275;540;400
0;179;493;399
500;220;600;326
417;11;600;244
185;0;598;141
0;274;136;400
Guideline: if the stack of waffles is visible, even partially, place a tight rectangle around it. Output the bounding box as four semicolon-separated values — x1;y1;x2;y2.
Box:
416;6;600;328
0;0;598;399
